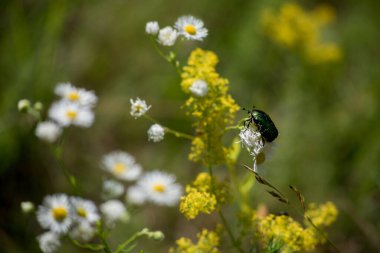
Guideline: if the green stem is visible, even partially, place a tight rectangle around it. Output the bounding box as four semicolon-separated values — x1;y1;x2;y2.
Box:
97;223;112;253
149;37;182;76
114;230;146;253
70;238;104;251
51;143;79;194
144;114;193;140
101;237;112;253
224;125;241;132
207;166;245;253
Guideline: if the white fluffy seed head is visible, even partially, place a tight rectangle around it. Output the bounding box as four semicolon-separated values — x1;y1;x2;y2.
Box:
145;21;160;35
158;26;178;46
147;124;165;142
37;232;61;253
35;121;62;143
100;200;129;225
189;80;208;97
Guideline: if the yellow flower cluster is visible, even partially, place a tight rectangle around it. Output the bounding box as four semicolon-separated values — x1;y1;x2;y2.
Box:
256;202;338;252
181;48;240;166
305;201;338;227
261;3;342;64
179;173;228;220
169;229;220;253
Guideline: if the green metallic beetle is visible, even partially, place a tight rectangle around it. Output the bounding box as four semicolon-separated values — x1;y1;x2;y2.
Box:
243;107;278;143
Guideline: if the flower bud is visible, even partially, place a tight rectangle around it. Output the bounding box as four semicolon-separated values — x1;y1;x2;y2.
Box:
18;99;31;113
34;101;44;111
21;201;35;214
150;231;164;241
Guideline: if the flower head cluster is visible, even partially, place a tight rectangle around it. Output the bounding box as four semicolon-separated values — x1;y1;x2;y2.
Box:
127;170;183;206
169;229;220;253
181;48;240;165
256;202;338;252
261;3;342;64
36;194;101;252
179;173;228;219
145;16;208;47
101;150;182;207
35;83;97;143
304;201;338;227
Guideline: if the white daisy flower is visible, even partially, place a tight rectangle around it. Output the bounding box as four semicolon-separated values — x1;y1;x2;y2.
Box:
175;16;208;41
48;101;94;128
136;171;183;206
35;121;62;143
100;200;129;225
37;232;61;253
126;185;147;205
69;222;96;242
37;194;72;234
147;124;165;142
145;21;160;35
102;179;125;199
157;26;178;46
130;97;151;119
55;82;97;108
102;151;142;181
70;197;100;224
189;80;208;97
21;201;35;214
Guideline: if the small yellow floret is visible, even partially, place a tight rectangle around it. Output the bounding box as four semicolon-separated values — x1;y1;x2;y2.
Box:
77;207;87;218
68;92;79;101
113;163;126;174
52;206;68;221
184;25;197;35
305;201;338;227
153;184;166;193
135;105;143;113
170;229;220;253
66;109;77;119
260;2;341;64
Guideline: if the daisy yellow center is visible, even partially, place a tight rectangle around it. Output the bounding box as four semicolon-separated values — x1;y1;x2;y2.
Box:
68;91;79;101
51;206;68;222
153;184;166;193
184;25;197;35
135;104;143;112
113;163;126;174
77;207;87;218
66;109;77;119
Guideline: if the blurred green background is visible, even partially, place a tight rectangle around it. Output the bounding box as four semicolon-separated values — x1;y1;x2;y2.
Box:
1;0;380;252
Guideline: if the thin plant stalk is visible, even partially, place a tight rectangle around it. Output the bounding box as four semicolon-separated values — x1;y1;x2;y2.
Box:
244;164;341;253
144;114;193;140
208;165;245;253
